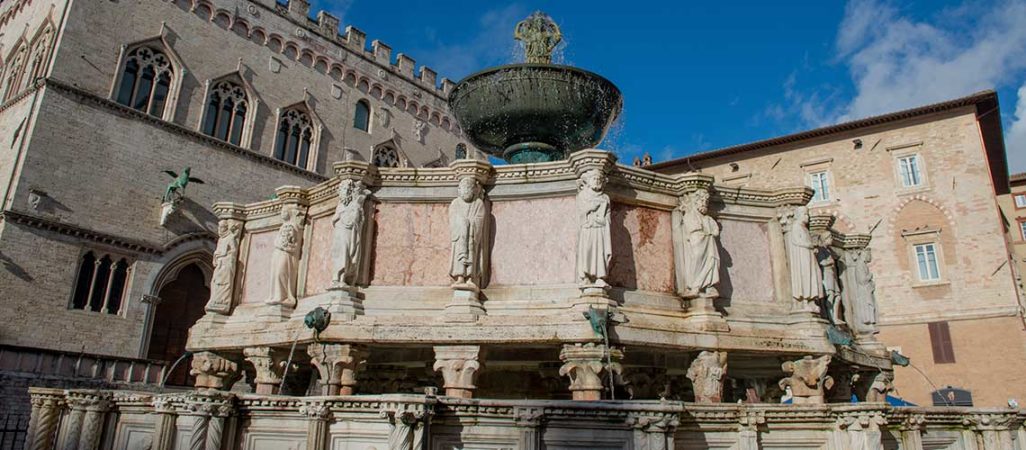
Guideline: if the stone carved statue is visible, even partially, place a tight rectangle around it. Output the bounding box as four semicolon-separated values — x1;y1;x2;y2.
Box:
783;206;823;308
848;248;878;335
414;119;428;144
778;355;834;404
672;189;721;299
686;351;727;403
206;220;242;314
818;246;844;325
514;11;562;64
866;371;893;402
267;205;305;307
330;180;370;288
576;169;612;289
449;178;489;289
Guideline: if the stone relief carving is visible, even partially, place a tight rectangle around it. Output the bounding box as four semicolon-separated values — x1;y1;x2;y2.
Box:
818;245;844;325
376;107;392;129
414;119;428;144
330;180;371;288
449;178;489;290
848;248;879;335
672;189;721;299
514;11;562;64
576;169;612;291
778;355;834;404
686;351;727;403
866;371;893;402
782;206;823;311
206;219;242;314
190;352;240;391
267;205;306;307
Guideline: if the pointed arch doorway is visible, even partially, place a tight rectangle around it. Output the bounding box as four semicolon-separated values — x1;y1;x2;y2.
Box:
145;252;212;386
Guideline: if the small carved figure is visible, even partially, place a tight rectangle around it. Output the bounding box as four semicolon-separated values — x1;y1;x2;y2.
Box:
686;351;727;403
778;355;834;404
784;206;824;304
850;248;879;335
414;120;428;144
866;371;894;402
267;205;305;307
449;178;489;289
206;220;242;313
818;246;844;325
514;11;562;64
330;180;370;288
575;169;612;289
672;189;721;299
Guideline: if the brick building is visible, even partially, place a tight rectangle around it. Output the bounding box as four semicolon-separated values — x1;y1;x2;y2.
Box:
998;172;1026;302
0;0;469;444
649;91;1024;407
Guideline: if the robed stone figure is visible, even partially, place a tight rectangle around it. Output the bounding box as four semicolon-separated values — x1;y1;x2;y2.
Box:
785;206;823;303
449;178;489;289
267;205;305;307
672;189;721;298
576;169;612;288
331;179;370;288
848;248;878;334
207;220;241;313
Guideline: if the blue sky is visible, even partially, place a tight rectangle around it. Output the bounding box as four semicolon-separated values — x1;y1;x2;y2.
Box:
311;0;1026;173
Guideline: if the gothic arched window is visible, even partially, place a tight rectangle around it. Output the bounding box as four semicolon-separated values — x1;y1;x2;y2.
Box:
372;145;400;168
2;44;27;102
25;25;54;87
274;107;314;168
115;46;174;117
353;99;370;132
202;80;248;146
70;251;132;315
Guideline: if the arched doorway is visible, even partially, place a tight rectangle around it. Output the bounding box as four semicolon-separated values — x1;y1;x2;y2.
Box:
147;263;210;386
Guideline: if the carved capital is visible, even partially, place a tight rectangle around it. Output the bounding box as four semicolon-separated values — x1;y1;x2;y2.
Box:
307;343;368;395
243;347;286;394
66;390;112;412
299;401;333;420
449;158;494;184
184;391;235;417
558;343;624;401
212;202;248;221
332;160;378;185
685;351;727;403
190;351;240;391
568;149;617;177
432;345;483;398
275;185;308;206
738;410;766;432
513;407;544;428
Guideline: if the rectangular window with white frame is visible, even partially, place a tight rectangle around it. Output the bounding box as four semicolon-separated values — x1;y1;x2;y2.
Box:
808;171;830;203
914;243;941;282
1015;194;1026;209
898;155;923;187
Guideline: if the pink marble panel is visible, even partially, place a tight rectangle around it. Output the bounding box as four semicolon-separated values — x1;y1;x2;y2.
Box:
608;204;675;293
371;203;451;286
304;216;333;295
240;231;275;304
490;197;576;286
718;220;774;303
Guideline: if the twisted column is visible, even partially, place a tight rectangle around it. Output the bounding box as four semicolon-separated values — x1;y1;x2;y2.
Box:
25;388;64;450
62;391;111;450
185;391;235;450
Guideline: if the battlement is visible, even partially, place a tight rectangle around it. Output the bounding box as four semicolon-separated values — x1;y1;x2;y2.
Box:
270;0;460;97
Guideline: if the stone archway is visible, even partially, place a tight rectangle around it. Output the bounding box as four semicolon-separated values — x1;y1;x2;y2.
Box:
147;263;210;386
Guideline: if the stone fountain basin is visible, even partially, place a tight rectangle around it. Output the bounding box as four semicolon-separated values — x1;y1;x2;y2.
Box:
449;64;622;163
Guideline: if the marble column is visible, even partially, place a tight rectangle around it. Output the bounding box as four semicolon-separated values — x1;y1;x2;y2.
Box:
25;388;63;450
432;345;482;398
62;391;111;450
243;347;286;395
558;343;624;401
190;351;241;391
184;392;235;450
300;401;332;450
513;407;543;450
308;343;368;395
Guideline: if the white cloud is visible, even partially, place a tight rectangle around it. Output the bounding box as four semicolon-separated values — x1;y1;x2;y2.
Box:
412;4;525;81
1006;84;1026;173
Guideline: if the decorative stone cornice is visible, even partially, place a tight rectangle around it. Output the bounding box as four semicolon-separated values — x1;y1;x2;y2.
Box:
332;160;379;185
275;186;309;207
568;149;618;176
0;209;164;254
808;213;836;232
449;159;494;184
65;390;113;412
213;202;249;221
834;233;872;250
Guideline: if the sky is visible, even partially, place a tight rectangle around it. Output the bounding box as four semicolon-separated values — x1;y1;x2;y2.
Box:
310;0;1026;174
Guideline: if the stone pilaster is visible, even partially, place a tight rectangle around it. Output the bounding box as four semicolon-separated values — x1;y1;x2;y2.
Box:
25;388;64;450
308;343;368;395
190;351;241;391
513;407;543;450
151;394;180;450
243;346;286;394
63;390;111;450
737;410;765;450
184;391;235;450
897;414;925;450
300;401;332;450
685;351;727;403
835;411;886;450
432;345;483;398
627;412;680;450
558;343;624;401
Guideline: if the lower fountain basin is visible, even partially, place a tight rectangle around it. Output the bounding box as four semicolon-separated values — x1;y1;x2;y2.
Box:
449;64;622;163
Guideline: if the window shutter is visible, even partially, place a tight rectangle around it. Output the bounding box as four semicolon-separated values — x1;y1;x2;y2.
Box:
928;321;956;364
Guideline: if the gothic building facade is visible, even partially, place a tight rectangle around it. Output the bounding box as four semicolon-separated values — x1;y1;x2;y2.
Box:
0;0;469;443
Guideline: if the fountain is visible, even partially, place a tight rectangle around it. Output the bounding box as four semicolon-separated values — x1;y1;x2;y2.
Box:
448;11;622;163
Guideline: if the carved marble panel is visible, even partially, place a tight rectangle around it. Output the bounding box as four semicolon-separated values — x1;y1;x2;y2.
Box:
240;232;276;304
717;220;774;304
304;216;334;296
490;197;577;286
371;202;452;286
608;204;674;293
